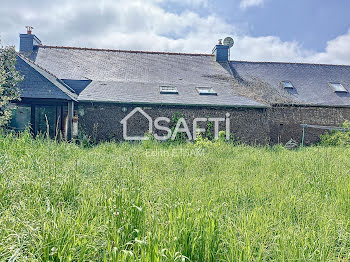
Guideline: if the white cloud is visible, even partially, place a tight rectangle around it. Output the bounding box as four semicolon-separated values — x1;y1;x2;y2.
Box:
168;0;208;7
230;31;350;65
308;29;350;65
1;0;350;65
232;36;309;62
0;0;232;53
240;0;264;9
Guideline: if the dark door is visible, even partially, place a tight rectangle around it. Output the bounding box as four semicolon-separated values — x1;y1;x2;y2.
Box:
35;105;63;138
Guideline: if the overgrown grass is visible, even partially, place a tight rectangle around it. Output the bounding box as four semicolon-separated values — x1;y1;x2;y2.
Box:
1;132;350;261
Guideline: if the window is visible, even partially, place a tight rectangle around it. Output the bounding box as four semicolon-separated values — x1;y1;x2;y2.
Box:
160;85;178;94
8;104;31;131
35;105;60;138
196;87;217;95
281;81;294;89
329;82;348;93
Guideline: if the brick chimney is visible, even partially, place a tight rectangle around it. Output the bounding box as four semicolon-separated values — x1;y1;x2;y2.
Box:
19;26;42;54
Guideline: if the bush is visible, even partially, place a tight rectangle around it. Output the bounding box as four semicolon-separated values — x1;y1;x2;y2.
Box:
320;121;350;146
0;44;23;127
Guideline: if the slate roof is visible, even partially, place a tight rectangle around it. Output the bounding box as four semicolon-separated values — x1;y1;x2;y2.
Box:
16;54;77;101
78;81;263;107
20;45;350;108
25;45;266;108
229;61;350;107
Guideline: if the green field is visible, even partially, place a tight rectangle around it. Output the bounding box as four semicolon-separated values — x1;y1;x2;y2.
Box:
1;133;350;261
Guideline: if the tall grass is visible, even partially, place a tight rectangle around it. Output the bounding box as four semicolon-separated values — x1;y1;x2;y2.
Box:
0;132;350;261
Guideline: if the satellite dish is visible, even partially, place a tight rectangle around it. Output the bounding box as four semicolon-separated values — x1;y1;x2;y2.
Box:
223;37;234;48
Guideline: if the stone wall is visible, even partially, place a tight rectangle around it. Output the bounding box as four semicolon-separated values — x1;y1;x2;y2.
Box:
266;106;350;145
77;103;269;144
77;102;350;145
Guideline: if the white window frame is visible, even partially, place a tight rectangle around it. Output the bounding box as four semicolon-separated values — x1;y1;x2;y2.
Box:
196;87;217;95
159;85;179;95
328;82;348;93
160;85;178;94
281;81;294;89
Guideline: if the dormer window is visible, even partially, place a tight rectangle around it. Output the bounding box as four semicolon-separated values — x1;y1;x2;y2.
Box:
160;85;178;94
329;82;348;93
281;81;294;89
196;87;217;95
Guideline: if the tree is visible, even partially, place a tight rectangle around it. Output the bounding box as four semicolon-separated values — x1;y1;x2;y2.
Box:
0;42;23;127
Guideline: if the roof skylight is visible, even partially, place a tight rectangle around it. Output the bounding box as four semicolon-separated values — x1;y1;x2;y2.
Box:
281;81;294;89
329;82;348;93
196;87;217;95
160;85;178;94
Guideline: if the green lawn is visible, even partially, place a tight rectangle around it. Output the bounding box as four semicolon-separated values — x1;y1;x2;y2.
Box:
0;133;350;261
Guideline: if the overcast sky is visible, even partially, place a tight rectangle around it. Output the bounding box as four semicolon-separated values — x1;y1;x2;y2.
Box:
1;0;350;64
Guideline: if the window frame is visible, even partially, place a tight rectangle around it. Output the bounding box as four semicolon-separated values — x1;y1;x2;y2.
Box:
281;81;294;89
328;82;348;93
159;85;179;94
196;87;217;96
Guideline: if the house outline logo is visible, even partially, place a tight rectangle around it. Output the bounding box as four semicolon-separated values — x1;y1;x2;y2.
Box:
121;107;231;141
120;107;153;140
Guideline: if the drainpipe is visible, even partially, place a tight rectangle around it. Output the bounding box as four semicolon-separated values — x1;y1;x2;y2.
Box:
67;101;74;141
301;124;307;147
30;105;36;135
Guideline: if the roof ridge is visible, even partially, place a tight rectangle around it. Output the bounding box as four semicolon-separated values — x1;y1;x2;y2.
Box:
37;45;350;66
230;59;350;67
37;45;214;57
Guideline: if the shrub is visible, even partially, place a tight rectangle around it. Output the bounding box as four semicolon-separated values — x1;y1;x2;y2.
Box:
0;44;23;127
320;121;350;146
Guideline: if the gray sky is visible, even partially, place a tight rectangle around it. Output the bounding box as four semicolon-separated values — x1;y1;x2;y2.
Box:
1;0;350;64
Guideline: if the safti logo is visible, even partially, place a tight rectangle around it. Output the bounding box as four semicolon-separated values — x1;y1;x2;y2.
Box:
120;107;231;141
120;108;153;140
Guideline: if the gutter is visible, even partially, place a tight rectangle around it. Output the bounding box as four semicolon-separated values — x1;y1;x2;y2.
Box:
271;103;350;109
78;99;268;109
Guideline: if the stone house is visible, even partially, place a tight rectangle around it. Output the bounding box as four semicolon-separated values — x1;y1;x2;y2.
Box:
10;29;350;144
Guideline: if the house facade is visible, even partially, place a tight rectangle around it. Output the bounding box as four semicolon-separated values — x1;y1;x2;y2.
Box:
10;29;350;144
